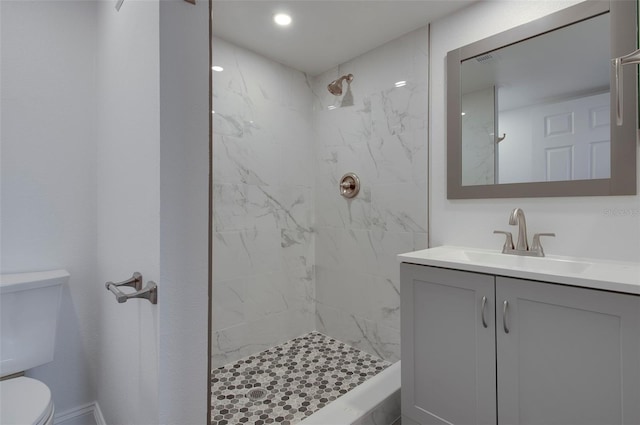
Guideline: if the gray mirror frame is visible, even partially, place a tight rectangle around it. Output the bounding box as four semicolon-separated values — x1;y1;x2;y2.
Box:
447;0;637;199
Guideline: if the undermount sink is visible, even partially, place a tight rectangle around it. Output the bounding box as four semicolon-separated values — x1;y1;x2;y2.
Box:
398;246;640;295
460;249;592;274
403;246;593;274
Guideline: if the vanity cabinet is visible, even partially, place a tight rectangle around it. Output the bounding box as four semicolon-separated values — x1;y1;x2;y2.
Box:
401;263;640;425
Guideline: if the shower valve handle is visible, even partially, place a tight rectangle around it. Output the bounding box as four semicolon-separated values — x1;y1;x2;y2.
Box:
339;173;360;199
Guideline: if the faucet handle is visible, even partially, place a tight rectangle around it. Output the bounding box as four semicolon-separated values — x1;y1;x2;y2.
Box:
493;230;514;253
531;233;555;257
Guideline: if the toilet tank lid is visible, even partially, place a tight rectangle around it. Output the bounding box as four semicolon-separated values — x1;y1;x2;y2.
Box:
0;269;69;294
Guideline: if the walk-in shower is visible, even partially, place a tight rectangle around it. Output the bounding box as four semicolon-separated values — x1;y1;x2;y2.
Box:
210;1;469;423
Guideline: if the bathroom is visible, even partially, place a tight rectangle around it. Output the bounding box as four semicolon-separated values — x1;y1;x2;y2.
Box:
1;1;639;425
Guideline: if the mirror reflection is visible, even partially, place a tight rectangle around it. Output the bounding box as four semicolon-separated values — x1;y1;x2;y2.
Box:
460;12;610;186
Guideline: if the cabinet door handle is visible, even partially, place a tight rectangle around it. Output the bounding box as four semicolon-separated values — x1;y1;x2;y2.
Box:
481;296;488;328
503;300;510;334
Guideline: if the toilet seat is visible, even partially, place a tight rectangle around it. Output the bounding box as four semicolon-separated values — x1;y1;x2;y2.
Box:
0;377;54;425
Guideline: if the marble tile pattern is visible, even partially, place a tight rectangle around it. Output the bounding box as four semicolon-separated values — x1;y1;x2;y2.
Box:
212;26;430;366
212;37;316;367
210;332;390;425
311;26;430;362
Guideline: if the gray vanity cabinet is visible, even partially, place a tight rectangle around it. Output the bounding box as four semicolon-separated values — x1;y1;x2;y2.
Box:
496;276;640;425
400;264;497;424
401;263;640;425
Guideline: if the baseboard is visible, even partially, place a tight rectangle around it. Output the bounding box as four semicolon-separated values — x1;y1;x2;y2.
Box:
93;403;107;425
54;401;106;425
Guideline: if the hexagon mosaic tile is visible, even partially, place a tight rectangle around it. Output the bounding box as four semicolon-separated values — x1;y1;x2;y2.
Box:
211;331;391;425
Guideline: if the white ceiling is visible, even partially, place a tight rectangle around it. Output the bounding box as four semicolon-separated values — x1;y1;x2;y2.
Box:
461;11;610;111
212;0;478;76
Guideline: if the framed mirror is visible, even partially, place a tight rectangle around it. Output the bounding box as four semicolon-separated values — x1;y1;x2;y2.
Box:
447;1;637;199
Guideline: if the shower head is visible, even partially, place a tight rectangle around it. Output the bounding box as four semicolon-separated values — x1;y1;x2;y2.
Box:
327;74;354;96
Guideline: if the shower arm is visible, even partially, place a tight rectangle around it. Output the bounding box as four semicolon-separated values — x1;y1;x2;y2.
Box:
338;74;353;84
331;74;354;89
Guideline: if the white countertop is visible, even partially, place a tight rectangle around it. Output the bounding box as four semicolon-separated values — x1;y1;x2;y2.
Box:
399;246;640;295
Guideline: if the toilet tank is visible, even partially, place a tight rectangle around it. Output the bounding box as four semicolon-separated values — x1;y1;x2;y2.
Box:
0;270;68;377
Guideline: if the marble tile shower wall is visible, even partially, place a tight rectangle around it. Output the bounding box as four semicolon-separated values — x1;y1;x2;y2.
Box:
212;26;429;367
311;27;429;362
212;37;316;367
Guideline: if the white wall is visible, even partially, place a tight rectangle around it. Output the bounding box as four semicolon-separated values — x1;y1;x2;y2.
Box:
2;1;209;423
94;1;209;422
462;87;495;186
0;0;98;415
499;104;534;183
430;0;640;262
158;1;209;423
94;1;160;424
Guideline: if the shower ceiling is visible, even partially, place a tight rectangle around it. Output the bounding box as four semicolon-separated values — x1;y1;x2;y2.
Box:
211;0;478;76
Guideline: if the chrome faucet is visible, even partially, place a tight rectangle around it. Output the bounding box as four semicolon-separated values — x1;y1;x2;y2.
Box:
509;208;528;251
494;208;555;257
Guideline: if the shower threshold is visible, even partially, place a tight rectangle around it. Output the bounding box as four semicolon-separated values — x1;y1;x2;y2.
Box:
211;331;392;425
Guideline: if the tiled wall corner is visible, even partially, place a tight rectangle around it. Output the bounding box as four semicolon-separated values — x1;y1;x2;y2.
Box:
212;25;430;366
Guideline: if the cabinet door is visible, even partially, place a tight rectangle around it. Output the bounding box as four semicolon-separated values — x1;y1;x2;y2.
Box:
497;277;640;425
401;264;496;425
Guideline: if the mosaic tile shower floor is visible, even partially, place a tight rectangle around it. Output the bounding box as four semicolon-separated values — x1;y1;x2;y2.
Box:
211;332;391;425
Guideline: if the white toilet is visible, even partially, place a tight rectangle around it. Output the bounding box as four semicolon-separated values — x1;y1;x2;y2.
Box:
0;269;68;425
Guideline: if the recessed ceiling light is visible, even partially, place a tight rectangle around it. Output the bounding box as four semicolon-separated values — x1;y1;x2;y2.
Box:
274;13;292;26
212;66;224;72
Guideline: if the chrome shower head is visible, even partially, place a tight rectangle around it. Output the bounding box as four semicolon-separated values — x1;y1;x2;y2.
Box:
327;74;354;96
